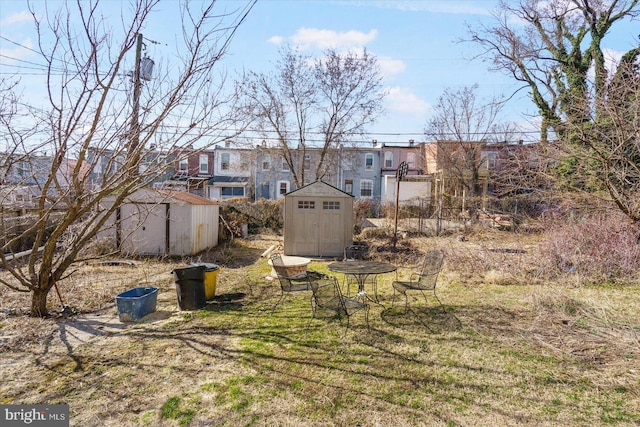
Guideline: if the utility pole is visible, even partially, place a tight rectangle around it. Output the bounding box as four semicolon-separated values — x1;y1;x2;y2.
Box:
127;33;143;174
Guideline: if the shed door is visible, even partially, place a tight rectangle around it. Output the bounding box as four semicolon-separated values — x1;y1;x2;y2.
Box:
318;199;344;256
291;198;319;256
120;203;168;256
291;197;345;257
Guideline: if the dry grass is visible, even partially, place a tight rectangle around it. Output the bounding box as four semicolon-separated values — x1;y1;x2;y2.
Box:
1;230;639;426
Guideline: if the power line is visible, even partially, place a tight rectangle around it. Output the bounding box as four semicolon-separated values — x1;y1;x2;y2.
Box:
0;35;41;56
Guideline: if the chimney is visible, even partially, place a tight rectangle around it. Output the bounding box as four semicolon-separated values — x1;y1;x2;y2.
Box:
409;139;414;147
225;141;230;148
372;139;377;147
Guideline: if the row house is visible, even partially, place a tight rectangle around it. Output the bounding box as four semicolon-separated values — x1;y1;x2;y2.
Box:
377;140;427;205
85;139;544;211
1;152;88;206
88;146;174;192
254;144;342;201
167;147;214;197
337;145;381;200
423;140;544;212
252;142;423;203
168;141;429;204
208;144;253;199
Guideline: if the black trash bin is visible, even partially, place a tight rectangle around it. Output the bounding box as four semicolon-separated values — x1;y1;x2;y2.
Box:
172;265;206;310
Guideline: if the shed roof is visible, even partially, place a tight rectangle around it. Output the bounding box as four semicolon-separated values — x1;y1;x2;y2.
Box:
156;189;219;205
286;180;353;198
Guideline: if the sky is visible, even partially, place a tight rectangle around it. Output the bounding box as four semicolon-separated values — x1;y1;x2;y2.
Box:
1;0;639;146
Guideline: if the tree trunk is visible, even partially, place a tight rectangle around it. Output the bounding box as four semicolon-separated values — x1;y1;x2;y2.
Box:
30;287;50;317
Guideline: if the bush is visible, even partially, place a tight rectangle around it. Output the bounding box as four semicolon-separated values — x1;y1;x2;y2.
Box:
219;198;283;239
536;213;640;284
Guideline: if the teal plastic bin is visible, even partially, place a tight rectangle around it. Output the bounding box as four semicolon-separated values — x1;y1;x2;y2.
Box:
116;287;159;322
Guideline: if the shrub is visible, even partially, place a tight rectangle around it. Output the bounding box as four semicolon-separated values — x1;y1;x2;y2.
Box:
219;198;283;239
536;213;640;284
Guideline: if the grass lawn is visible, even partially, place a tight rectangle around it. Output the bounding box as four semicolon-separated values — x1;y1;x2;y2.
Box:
1;232;639;426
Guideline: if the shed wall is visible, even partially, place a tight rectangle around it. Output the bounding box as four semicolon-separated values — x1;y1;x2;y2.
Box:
96;190;219;256
283;185;353;257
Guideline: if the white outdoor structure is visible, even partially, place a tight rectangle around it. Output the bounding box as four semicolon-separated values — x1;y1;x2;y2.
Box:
381;175;432;206
283;181;353;258
99;188;219;256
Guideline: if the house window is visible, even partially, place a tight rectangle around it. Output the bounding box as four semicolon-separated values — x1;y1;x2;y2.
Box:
481;151;497;169
365;153;373;171
323;201;340;210
304;154;311;170
17;161;29;177
278;180;289;197
407;152;416;169
139;161;148;174
360;179;373;197
384;151;393;168
199;154;208;174
115;155;125;172
221;153;230;170
221;186;244;197
298;200;315;209
178;158;188;172
282;157;289;171
345;179;353;194
94;156;103;174
262;156;271;171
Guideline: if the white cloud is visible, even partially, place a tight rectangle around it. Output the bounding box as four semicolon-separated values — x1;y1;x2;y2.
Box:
386;86;431;116
1;11;32;26
378;56;406;78
603;48;625;71
0;11;34;62
289;28;377;50
365;1;494;15
267;35;285;45
0;38;34;63
585;48;629;81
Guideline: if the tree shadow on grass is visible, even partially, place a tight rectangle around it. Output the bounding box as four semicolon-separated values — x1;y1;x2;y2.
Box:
380;305;463;334
202;292;247;312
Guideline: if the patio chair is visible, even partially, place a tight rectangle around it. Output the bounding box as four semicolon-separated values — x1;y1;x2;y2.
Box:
270;253;325;314
343;244;377;298
309;274;370;338
392;250;446;314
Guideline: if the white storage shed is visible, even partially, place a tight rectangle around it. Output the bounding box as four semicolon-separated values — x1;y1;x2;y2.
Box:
99;188;219;256
283;181;353;257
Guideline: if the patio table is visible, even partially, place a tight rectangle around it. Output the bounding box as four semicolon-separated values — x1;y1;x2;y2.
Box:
327;260;397;303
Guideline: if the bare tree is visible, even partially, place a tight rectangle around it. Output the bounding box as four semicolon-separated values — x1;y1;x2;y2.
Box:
238;46;385;188
0;0;255;317
424;84;516;215
467;0;639;143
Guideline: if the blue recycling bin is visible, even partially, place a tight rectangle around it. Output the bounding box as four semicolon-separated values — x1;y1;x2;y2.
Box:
116;287;159;322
